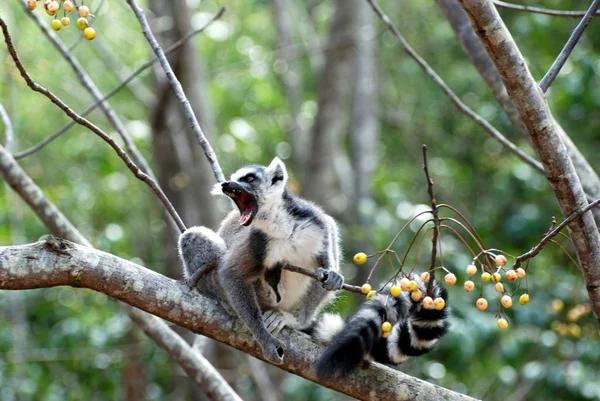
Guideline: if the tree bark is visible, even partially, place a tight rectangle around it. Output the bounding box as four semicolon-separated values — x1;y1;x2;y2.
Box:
457;0;600;331
0;239;480;401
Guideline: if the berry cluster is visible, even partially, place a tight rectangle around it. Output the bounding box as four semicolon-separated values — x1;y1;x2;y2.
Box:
27;0;96;40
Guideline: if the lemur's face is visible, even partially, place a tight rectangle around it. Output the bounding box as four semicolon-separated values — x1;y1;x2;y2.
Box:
218;157;288;226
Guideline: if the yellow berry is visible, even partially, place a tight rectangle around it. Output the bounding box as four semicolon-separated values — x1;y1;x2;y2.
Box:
51;19;62;31
63;0;74;12
46;1;59;15
361;283;372;294
466;264;477;276
463;280;475;292
382;331;390;339
408;280;418;292
381;322;392;332
433;297;445;310
411;289;422;302
27;0;37;10
492;272;502;283
83;27;96;40
516;268;526;278
366;290;377;300
400;278;410;292
353;252;367;265
61;17;70;26
505;270;518;282
78;5;90;17
444;273;457;286
476;298;488;311
495;255;507;267
76;17;88;30
389;285;401;297
420;272;430;282
423;296;434;309
501;295;513;308
519;293;530;305
497;318;508;330
551;299;563;312
481;272;491;282
495;282;504;293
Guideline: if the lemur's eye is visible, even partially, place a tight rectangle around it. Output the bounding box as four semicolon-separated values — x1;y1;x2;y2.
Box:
244;175;255;183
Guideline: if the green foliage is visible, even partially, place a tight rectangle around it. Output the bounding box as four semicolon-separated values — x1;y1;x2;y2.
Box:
1;0;599;400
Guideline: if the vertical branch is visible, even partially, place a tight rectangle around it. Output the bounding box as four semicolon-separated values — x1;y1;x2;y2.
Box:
126;0;225;184
422;145;439;296
0;102;14;152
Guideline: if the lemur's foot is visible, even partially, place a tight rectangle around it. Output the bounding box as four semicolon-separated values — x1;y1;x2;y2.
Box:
263;310;287;336
259;335;285;365
316;268;344;291
182;263;216;289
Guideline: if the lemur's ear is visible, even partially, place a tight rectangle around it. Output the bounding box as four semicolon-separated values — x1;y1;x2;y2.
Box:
266;157;288;186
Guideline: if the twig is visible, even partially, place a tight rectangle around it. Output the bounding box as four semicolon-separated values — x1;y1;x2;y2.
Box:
493;0;600;18
365;0;545;174
0;103;13;152
422;145;439;296
13;7;226;160
514;197;600;269
67;0;106;52
539;0;600;92
126;0;225;184
282;265;363;294
0;17;186;233
21;0;155;180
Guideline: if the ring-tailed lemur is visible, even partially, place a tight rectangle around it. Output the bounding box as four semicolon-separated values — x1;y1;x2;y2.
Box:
316;275;450;378
178;157;344;365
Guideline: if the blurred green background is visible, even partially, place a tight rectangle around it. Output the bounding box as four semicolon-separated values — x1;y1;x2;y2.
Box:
1;0;599;400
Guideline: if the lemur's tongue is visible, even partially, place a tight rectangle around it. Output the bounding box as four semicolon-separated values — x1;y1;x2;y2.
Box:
240;211;252;225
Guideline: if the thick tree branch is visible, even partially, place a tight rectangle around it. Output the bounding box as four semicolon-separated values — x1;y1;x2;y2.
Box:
0;102;14;152
0;131;239;400
126;0;225;184
436;0;600;223
365;0;544;173
458;0;600;332
0;239;480;401
539;0;600;92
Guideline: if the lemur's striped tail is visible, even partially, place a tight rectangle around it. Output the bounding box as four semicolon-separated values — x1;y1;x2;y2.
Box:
315;277;450;379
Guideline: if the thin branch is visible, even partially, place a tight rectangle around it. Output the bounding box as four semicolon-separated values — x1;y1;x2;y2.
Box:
0;239;481;401
539;0;600;92
126;0;225;184
21;0;155;180
282;265;363;294
493;0;600;18
0;103;14;152
0;17;186;232
423;145;440;296
364;0;545;174
13;7;226;160
124;305;242;401
514;198;600;269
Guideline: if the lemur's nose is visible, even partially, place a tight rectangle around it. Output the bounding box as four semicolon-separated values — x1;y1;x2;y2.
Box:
221;182;231;190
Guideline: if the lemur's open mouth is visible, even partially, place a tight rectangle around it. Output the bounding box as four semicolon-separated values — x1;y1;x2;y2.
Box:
223;184;258;226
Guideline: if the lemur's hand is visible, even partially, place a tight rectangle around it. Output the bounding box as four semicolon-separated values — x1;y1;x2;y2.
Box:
263;310;288;336
259;335;285;365
316;268;344;291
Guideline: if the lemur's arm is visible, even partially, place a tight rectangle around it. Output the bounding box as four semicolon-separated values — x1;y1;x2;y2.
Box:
178;227;225;288
315;216;344;291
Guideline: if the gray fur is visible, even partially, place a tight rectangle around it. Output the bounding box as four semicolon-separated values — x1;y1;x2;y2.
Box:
178;157;343;365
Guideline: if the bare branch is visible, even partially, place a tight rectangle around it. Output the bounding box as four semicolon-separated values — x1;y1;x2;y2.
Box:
0;128;239;401
539;0;600;92
126;0;225;184
20;0;155;180
458;0;600;332
0;17;186;232
0;103;14;152
493;0;600;18
514;198;600;269
282;265;363;294
124;305;242;401
13;8;226;160
365;0;545;174
0;239;480;401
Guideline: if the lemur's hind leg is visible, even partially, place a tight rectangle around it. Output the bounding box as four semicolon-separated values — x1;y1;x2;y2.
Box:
178;227;226;288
